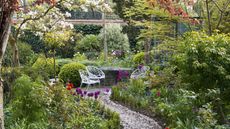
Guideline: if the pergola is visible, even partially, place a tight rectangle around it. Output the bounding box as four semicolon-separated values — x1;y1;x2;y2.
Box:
65;19;127;25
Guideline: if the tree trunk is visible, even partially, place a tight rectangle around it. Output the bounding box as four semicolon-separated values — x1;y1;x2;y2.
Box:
206;0;212;36
12;41;20;67
0;10;12;129
53;49;56;81
144;39;151;64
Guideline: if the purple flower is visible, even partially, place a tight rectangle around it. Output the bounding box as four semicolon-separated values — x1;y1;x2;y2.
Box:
105;88;110;93
87;92;94;97
76;88;80;92
95;91;100;96
138;64;144;70
94;94;98;99
76;88;82;94
84;91;87;95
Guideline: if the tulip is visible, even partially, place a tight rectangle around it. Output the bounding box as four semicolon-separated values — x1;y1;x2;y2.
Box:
87;92;94;97
157;91;161;97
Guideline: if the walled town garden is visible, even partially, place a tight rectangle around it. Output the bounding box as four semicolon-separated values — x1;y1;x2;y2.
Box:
0;0;230;129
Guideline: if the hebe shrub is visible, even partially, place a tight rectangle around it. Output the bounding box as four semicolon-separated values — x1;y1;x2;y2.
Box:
32;56;58;79
174;32;230;93
133;52;145;65
58;62;86;87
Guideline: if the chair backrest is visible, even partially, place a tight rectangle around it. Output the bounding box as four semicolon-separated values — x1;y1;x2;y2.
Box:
86;66;105;78
130;66;150;79
79;69;90;83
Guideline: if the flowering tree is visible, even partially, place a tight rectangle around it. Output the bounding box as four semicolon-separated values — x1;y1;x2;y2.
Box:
0;0;58;128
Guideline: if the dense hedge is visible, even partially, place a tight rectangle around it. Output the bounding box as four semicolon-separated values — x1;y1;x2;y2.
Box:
74;24;102;35
58;62;86;87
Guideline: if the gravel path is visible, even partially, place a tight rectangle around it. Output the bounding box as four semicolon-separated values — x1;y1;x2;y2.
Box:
99;94;162;129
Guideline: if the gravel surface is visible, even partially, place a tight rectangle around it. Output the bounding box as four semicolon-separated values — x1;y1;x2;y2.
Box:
99;93;162;129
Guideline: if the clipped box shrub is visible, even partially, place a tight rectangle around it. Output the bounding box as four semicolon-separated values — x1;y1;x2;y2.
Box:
58;62;86;87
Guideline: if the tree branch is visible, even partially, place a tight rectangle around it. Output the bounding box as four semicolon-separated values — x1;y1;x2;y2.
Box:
216;0;230;29
210;0;223;13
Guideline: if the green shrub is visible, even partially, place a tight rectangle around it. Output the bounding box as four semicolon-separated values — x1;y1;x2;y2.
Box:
128;79;146;96
32;56;58;79
173;32;230;99
73;52;87;61
58;62;86;86
111;86;121;101
5;75;47;126
3;41;36;66
133;52;145;65
75;34;101;59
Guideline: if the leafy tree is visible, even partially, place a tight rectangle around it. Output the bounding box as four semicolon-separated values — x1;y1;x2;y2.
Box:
124;0;171;64
75;34;101;59
124;0;200;63
44;30;72;80
98;24;129;56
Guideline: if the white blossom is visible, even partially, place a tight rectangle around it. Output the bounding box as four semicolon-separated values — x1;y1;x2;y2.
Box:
65;12;71;17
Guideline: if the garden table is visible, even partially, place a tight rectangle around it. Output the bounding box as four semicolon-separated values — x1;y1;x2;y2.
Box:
99;67;133;86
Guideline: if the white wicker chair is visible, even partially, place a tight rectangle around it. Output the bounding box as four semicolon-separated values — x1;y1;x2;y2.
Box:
86;66;105;80
79;69;100;89
130;66;150;79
